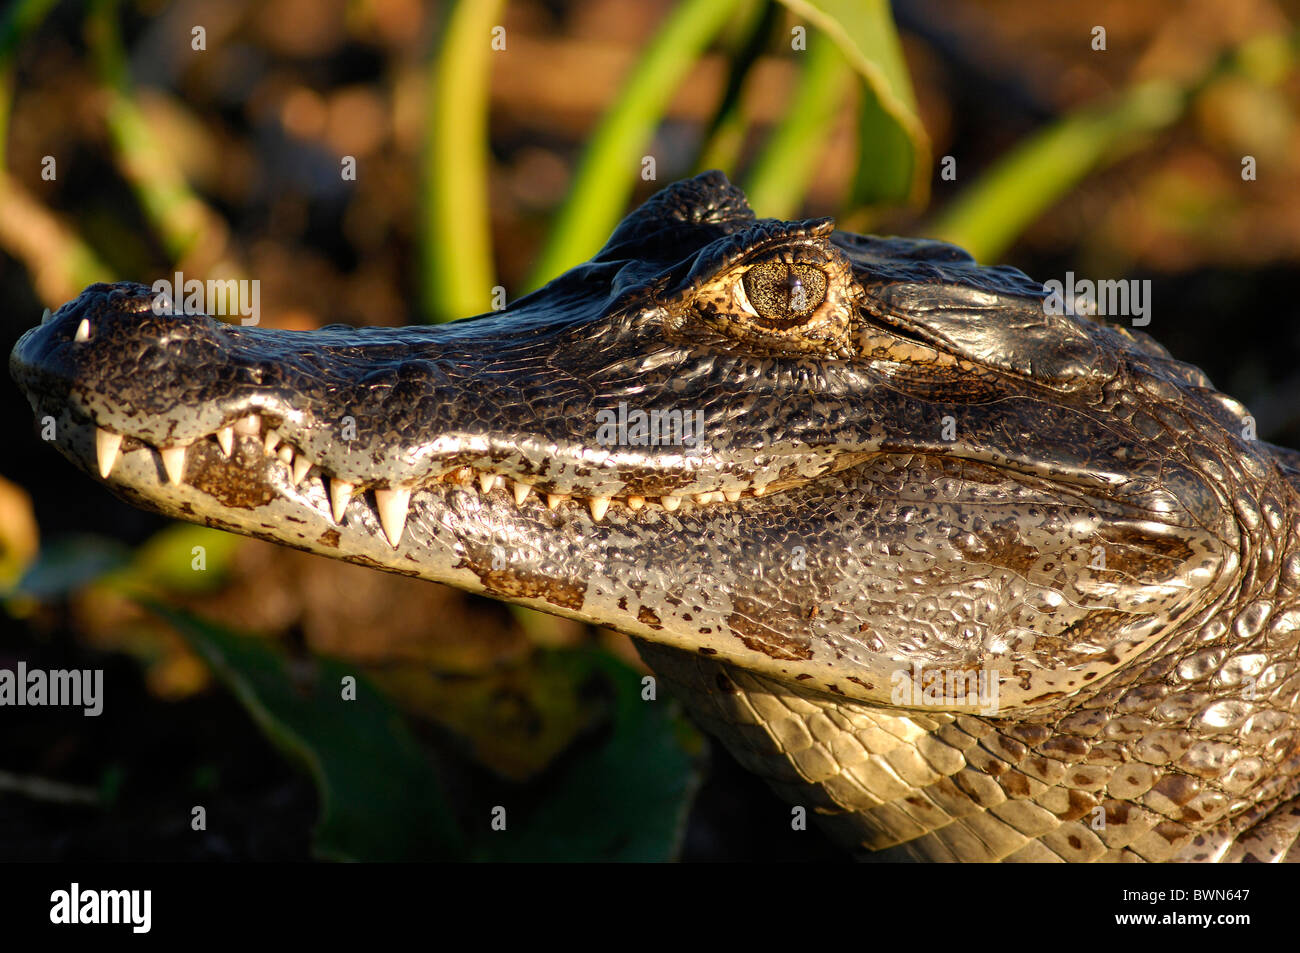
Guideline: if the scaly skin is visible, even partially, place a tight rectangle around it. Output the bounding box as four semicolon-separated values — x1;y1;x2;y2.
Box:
11;172;1300;860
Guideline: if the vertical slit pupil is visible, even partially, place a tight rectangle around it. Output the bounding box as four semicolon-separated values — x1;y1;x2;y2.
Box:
743;262;827;323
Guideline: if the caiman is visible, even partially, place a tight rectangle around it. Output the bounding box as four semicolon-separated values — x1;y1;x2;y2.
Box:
11;171;1300;862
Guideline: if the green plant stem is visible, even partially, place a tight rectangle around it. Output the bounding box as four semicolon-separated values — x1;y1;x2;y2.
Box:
420;0;506;322
742;33;852;218
0;0;55;167
87;0;223;265
525;0;744;291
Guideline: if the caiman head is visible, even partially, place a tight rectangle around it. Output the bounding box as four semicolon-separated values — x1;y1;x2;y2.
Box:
9;171;1285;717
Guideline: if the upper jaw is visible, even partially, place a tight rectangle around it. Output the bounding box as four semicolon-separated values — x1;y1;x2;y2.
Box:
10;282;851;540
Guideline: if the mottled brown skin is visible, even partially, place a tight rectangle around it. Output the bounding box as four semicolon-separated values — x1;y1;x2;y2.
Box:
11;172;1300;860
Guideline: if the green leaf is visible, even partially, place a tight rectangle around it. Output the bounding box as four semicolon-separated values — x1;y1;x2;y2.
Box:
525;0;745;290
742;30;854;218
124;524;243;593
929;26;1300;263
775;0;929;208
475;649;705;862
87;0;234;268
12;534;132;601
149;602;465;861
691;0;779;175
928;80;1186;263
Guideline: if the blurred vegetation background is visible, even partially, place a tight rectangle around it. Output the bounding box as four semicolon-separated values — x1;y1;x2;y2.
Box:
0;0;1298;861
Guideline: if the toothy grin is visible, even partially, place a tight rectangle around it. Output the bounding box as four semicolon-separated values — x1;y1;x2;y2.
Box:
89;412;774;547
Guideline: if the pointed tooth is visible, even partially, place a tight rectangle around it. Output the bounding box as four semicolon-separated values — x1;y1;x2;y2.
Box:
96;428;123;478
329;479;354;523
513;481;532;506
627;495;645;510
479;473;499;494
233;414;261;436
41;308;53;324
752;484;768;497
264;431;280;455
661;495;681;511
374;487;411;547
278;444;294;464
216;426;234;457
724;490;741;502
588;496;610;521
160;445;187;485
546;493;565;511
74;318;90;342
694;492;712;504
292;454;312;484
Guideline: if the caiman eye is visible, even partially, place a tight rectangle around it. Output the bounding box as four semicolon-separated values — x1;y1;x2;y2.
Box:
740;262;827;326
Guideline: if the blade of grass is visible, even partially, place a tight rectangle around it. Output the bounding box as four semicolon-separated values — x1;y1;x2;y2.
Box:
776;0;929;207
420;0;505;323
0;171;113;302
86;0;232;268
741;32;853;218
928;81;1184;262
0;0;111;300
691;0;778;175
0;0;58;167
525;0;744;291
930;28;1300;262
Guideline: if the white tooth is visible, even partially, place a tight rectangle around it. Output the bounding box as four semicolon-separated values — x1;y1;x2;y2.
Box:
160;445;187;485
661;495;681;511
589;496;610;521
329;479;353;523
96;428;123;478
694;492;714;504
264;431;280;455
752;484;768;497
724;490;741;502
479;473;499;494
234;414;261;436
627;495;645;510
216;426;234;457
375;487;411;547
513;481;532;506
41;308;53;324
74;318;90;342
546;493;565;511
278;444;294;465
292;454;311;484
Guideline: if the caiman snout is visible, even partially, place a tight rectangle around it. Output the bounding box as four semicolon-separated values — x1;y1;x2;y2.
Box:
11;281;219;425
